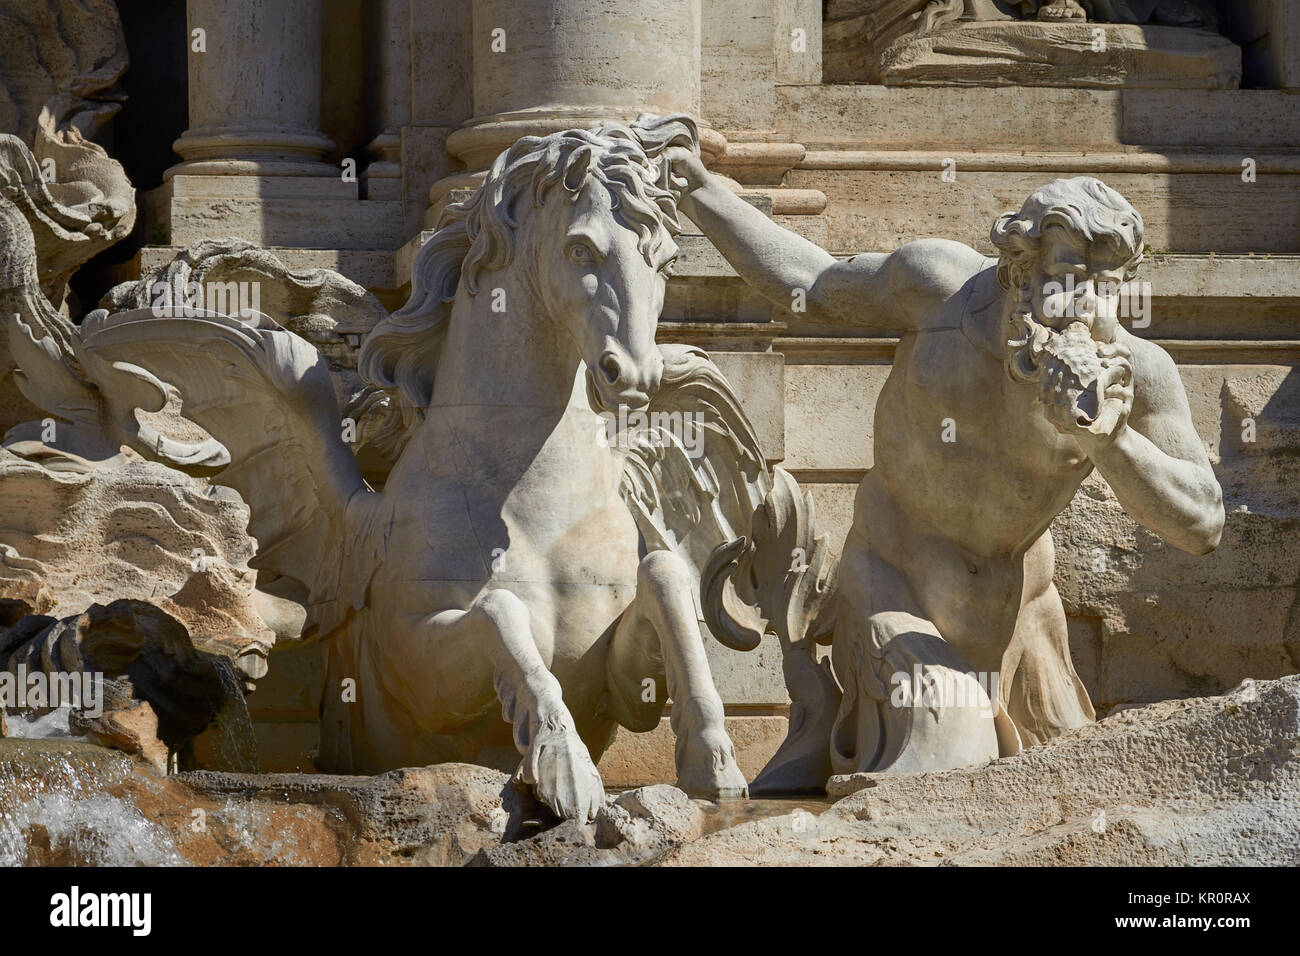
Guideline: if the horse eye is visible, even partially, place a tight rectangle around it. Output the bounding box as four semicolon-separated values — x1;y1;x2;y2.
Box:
567;242;593;263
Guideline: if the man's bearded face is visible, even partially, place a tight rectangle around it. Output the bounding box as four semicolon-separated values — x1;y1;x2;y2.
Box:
1027;225;1129;339
1008;224;1134;372
1006;225;1135;427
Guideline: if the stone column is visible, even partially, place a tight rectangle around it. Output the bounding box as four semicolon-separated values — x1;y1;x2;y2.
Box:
703;0;825;224
171;0;335;176
157;0;404;250
363;0;412;200
1269;0;1300;88
429;0;723;213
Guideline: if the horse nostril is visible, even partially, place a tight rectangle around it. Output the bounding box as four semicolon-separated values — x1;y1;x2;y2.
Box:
599;352;621;385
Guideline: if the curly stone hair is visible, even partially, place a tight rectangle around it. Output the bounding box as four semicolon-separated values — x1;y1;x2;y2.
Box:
989;177;1145;291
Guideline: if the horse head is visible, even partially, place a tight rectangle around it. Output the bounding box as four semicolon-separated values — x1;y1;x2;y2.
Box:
359;114;698;428
515;131;679;412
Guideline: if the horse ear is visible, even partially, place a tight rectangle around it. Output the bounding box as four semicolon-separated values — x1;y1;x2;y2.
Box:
562;144;594;192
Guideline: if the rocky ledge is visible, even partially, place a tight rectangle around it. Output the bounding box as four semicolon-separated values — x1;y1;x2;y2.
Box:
2;675;1296;866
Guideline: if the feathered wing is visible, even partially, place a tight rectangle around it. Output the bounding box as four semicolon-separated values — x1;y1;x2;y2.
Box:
77;308;371;641
619;344;841;793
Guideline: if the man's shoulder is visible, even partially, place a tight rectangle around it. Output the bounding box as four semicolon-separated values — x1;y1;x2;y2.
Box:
889;238;990;290
1123;328;1178;376
1122;329;1183;402
886;239;993;331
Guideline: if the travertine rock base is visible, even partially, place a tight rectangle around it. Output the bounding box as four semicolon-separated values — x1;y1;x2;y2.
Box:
5;675;1296;866
662;676;1300;866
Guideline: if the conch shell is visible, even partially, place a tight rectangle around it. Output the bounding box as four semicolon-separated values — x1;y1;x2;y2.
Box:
1041;325;1123;436
1007;312;1127;438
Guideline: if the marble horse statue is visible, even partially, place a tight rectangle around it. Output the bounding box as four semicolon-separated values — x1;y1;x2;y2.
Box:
46;115;832;818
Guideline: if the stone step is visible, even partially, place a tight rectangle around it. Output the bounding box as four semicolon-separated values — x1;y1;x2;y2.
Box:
125;244;1300;339
778;84;1300;151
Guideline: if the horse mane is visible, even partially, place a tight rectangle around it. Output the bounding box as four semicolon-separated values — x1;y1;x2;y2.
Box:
356;113;699;462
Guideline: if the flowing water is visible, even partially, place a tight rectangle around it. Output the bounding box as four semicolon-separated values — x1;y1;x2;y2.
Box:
0;654;261;863
699;794;836;835
4;706;76;739
0;739;184;865
204;659;260;773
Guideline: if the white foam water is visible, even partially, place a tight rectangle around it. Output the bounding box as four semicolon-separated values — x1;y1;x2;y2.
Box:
0;744;183;866
4;706;78;739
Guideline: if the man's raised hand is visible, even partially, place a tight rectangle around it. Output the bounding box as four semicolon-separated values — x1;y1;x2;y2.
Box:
663;145;709;197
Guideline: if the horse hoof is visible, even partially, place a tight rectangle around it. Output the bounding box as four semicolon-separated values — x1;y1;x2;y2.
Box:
528;730;606;822
676;733;750;800
677;766;749;801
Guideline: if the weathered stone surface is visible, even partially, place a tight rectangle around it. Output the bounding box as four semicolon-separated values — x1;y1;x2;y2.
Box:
184;763;527;866
0;739;708;867
468;783;707;866
658;676;1300;866
0;449;270;662
598;784;706;847
6;675;1294;866
76;698;168;774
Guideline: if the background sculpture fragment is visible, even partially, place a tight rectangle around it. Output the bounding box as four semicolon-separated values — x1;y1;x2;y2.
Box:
0;0;134;319
0;122;394;766
825;0;1239;86
908;0;1223;30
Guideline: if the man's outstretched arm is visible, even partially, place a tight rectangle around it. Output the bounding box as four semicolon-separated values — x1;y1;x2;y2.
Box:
668;149;978;330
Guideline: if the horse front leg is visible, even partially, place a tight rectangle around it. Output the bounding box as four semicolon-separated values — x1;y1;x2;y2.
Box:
606;550;749;799
428;588;605;822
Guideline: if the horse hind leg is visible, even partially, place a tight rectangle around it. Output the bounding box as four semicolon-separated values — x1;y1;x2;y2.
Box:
424;589;605;822
606;550;749;799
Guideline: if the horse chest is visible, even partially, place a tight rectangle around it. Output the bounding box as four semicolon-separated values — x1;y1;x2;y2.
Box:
499;449;643;589
404;403;643;589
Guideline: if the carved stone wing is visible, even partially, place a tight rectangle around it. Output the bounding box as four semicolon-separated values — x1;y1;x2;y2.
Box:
619;344;769;597
76;308;371;641
618;343;841;793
